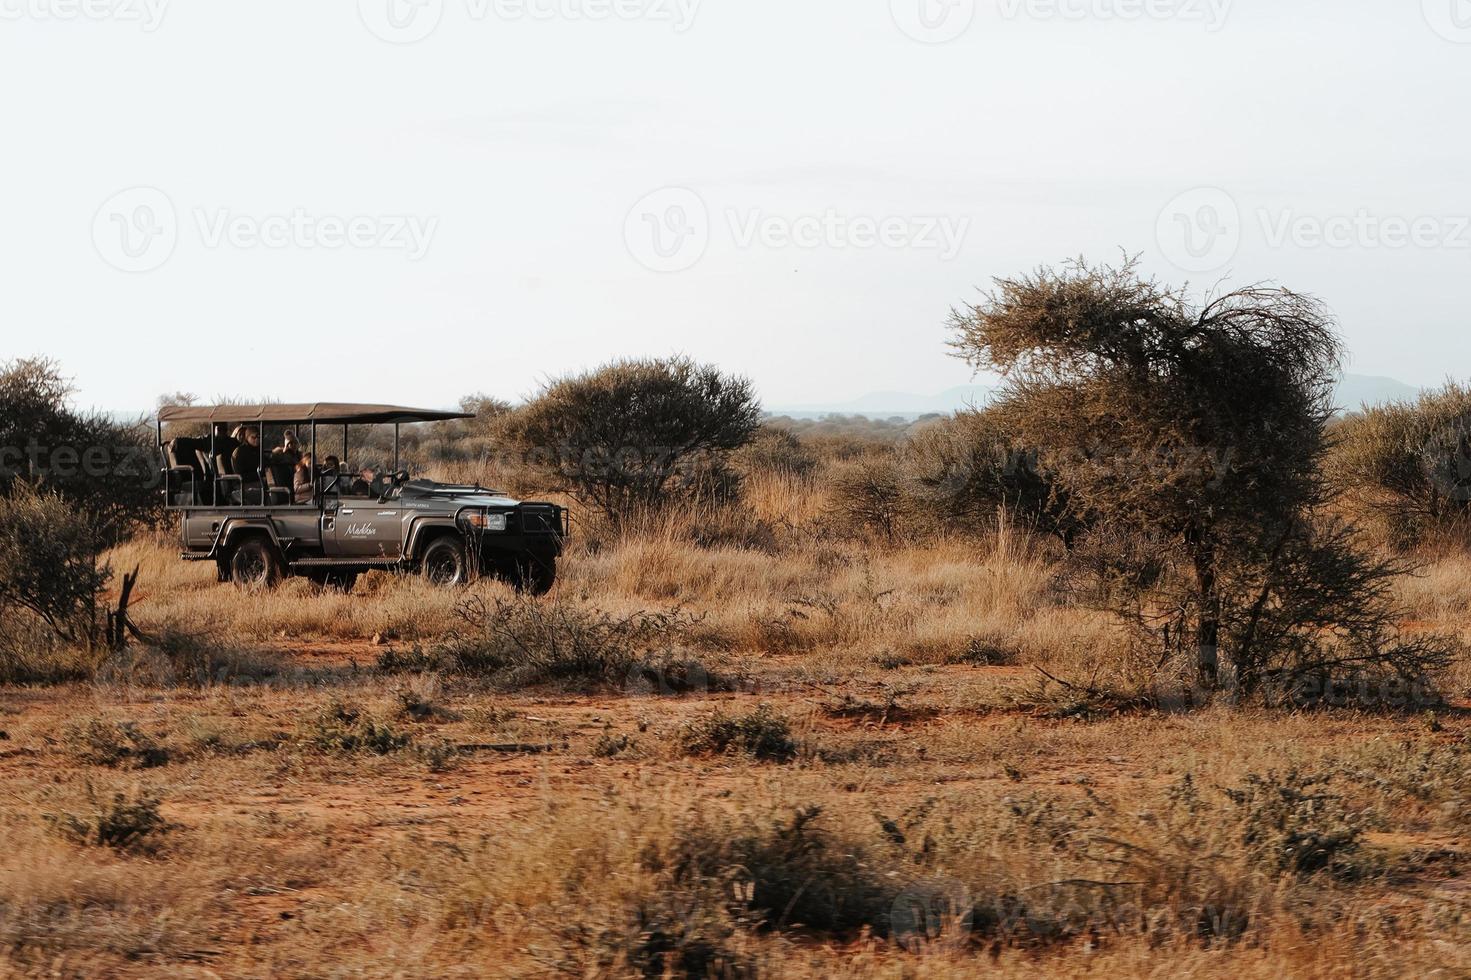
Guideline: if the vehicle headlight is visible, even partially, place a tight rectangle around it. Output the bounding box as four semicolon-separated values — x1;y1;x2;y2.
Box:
462;510;508;532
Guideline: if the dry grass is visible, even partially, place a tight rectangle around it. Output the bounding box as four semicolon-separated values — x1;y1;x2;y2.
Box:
0;471;1467;977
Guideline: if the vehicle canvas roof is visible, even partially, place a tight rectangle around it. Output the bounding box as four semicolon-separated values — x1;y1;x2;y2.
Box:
157;403;474;425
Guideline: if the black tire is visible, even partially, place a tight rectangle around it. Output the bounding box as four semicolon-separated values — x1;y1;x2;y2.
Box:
512;556;556;596
421;536;469;587
306;570;358;593
228;537;283;590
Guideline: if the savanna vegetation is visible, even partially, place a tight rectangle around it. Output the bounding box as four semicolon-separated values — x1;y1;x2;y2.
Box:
1;265;1469;978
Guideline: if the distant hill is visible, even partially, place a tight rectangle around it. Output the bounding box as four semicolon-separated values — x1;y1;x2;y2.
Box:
1332;374;1419;413
770;384;995;420
770;374;1420;421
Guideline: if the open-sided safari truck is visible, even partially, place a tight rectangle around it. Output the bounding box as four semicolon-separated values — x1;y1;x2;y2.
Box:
157;403;565;593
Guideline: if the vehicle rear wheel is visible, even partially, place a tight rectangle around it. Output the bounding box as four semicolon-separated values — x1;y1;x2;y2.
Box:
512;556;556;596
228;538;283;590
421;537;469;587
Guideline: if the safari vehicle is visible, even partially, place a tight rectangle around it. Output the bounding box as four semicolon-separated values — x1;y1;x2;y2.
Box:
157;403;566;594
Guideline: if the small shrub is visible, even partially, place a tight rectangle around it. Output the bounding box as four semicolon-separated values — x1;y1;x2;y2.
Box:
393;675;457;722
96;627;286;687
415;738;462;773
441;593;720;691
62;720;170;769
732;425;817;478
591;733;635;758
1343;737;1471;830
46;785;172;853
1225;769;1369;877
377;645;443;674
674;805;894;933
298;701;411;755
679;705;797;762
827;455;906;541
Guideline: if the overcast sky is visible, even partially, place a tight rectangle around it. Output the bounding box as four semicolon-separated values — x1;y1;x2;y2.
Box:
3;0;1469;413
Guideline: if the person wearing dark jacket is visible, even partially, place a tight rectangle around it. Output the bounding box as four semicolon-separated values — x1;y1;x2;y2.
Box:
232;426;263;485
211;422;239;462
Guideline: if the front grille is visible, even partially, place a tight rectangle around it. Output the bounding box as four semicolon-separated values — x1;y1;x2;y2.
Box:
518;507;561;534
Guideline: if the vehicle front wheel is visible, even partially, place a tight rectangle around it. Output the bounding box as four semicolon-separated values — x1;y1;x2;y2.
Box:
421;537;469;587
228;538;283;590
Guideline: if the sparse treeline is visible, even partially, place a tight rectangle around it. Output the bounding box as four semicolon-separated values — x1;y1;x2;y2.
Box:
4;260;1471;705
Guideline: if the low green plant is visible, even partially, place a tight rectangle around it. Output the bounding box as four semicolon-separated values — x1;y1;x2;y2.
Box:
298;701;411;755
62;720;170;769
46;785;172;853
679;705;797;762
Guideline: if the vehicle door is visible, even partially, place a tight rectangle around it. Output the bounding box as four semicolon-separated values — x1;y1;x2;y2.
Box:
329;483;404;559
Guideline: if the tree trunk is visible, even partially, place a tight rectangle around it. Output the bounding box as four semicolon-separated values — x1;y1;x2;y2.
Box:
1193;549;1220;690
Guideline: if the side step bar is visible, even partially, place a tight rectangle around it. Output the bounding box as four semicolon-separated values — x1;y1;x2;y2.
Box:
289;557;402;569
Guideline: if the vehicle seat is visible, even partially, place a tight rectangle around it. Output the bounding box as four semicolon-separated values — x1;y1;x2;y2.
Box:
264;463;294;505
212;451;245;505
164;437;205;505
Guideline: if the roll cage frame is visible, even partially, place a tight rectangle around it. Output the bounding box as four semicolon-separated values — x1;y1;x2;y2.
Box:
156;402;473;512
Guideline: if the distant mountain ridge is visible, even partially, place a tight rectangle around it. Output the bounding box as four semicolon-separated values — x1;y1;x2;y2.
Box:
770;374;1420;420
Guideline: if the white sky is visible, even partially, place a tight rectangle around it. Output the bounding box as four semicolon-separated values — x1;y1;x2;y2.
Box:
2;0;1469;413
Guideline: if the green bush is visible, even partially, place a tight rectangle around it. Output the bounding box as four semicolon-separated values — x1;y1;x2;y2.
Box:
298;701;411;755
679;705;797;762
497;356;761;523
46;785;172;853
62;720;170;769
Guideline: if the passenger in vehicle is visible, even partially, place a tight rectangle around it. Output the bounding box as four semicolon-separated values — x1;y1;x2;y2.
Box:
349;466;378;497
211;422;238;460
293;453;315;504
232;426;263;485
273;430;302;468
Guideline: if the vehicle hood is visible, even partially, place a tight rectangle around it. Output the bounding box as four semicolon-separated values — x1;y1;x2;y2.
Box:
397;480;523;510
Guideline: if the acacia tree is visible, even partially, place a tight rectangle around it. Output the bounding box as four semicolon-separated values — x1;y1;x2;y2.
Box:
499;357;762;523
949;259;1450;697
